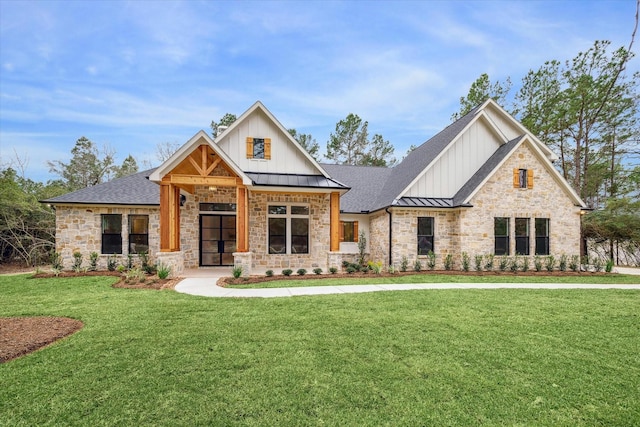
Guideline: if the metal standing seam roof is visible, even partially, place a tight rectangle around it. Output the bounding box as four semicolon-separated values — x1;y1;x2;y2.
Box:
244;172;349;190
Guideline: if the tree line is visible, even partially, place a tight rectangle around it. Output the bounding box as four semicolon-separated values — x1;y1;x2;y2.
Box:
1;28;638;266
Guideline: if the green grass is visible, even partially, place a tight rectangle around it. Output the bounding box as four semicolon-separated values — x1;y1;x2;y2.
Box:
1;274;639;426
227;273;640;288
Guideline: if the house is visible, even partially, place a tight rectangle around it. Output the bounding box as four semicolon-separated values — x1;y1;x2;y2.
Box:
43;99;587;276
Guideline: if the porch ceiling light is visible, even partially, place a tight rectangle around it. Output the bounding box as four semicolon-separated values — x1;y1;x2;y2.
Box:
209;186;217;192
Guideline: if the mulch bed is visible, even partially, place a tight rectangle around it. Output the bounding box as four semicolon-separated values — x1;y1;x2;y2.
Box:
30;271;183;290
0;317;83;363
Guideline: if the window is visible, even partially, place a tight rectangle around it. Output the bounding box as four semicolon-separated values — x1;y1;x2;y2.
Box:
128;215;149;254
268;205;309;254
515;218;530;255
246;137;271;160
102;214;122;254
535;218;550;255
494;217;509;255
513;168;534;189
340;221;359;243
417;217;434;255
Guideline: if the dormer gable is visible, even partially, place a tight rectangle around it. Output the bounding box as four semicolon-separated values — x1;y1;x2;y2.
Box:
215;101;331;178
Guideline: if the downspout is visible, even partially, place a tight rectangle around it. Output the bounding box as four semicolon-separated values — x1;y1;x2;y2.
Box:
385;207;392;267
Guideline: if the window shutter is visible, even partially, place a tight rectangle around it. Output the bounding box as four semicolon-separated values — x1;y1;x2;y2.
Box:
527;169;534;189
513;169;519;188
246;137;253;159
353;221;359;242
339;221;345;242
264;138;271;160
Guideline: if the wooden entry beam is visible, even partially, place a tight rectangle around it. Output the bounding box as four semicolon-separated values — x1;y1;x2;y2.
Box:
160;182;181;252
168;175;242;187
236;186;249;252
330;192;340;252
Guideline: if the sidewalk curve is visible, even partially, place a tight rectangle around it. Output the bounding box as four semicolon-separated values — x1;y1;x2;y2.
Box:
175;278;640;298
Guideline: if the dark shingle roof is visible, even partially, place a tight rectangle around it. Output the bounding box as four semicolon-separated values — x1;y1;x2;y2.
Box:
42;169;160;205
245;172;348;190
320;164;394;213
453;135;523;206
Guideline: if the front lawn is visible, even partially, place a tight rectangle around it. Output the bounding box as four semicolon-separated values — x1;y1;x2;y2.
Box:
1;274;639;426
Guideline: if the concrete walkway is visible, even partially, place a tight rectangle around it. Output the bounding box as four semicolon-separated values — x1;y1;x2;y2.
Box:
175;267;640;298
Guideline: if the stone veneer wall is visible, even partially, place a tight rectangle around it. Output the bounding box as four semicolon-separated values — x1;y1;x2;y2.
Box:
179;182;237;268
249;192;330;271
391;208;460;270
54;205;160;270
369;210;390;266
458;142;582;259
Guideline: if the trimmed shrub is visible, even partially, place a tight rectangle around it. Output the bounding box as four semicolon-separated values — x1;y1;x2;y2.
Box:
296;268;307;276
313;268;323;275
265;269;274;277
427;251;436;270
461;252;470;272
444;254;453;271
89;252;98;271
329;267;338;274
400;256;409;272
545;255;556;272
282;269;293;276
474;254;483;272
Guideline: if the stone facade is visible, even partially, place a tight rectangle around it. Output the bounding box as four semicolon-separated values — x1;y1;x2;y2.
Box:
458;141;582;260
248;191;331;272
54;205;159;270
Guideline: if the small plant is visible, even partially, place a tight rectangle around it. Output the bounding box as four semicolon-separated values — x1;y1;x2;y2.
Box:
232;265;243;279
297;268;307;276
329;267;338;274
461;252;470;272
265;269;274;277
427;251;436;270
51;251;63;271
138;251;150;272
89;252;98;271
388;265;396;274
510;255;519;272
107;256;117;271
52;266;62;277
581;255;590;271
117;265;126;273
361;266;369;274
474;254;483;272
522;256;530;272
605;259;614;273
313;268;323;275
498;257;509;272
127;253;134;270
282;269;293;276
593;257;604;272
569;255;580;272
444;254;453;271
400;256;409;272
534;256;543;272
342;260;350;269
413;259;422;272
72;252;83;273
346;266;356;274
484;254;495;271
559;254;568;272
368;261;382;275
157;263;171;279
545;255;556;272
125;267;145;283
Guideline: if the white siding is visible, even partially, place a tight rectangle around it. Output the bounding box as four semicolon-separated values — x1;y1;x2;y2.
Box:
338;213;370;254
483;106;522;141
405;120;501;197
217;109;319;175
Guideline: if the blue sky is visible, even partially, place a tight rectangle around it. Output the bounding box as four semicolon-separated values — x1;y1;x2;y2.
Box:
1;0;638;182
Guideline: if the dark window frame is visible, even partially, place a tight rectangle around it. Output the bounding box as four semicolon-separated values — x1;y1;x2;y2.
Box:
518;169;528;188
253;138;265;159
101;214;122;254
128;214;149;254
267;204;309;255
515;217;530;255
494;217;510;256
535;218;550;255
417;217;434;255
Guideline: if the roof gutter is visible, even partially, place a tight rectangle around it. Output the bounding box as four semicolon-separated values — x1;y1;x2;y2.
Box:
385;206;393;267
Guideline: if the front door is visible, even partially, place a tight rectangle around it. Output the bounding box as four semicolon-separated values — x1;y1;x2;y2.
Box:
200;215;236;266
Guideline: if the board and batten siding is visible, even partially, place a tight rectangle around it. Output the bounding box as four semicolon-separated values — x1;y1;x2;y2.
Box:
216;108;319;175
405;120;501;198
482;105;522;141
